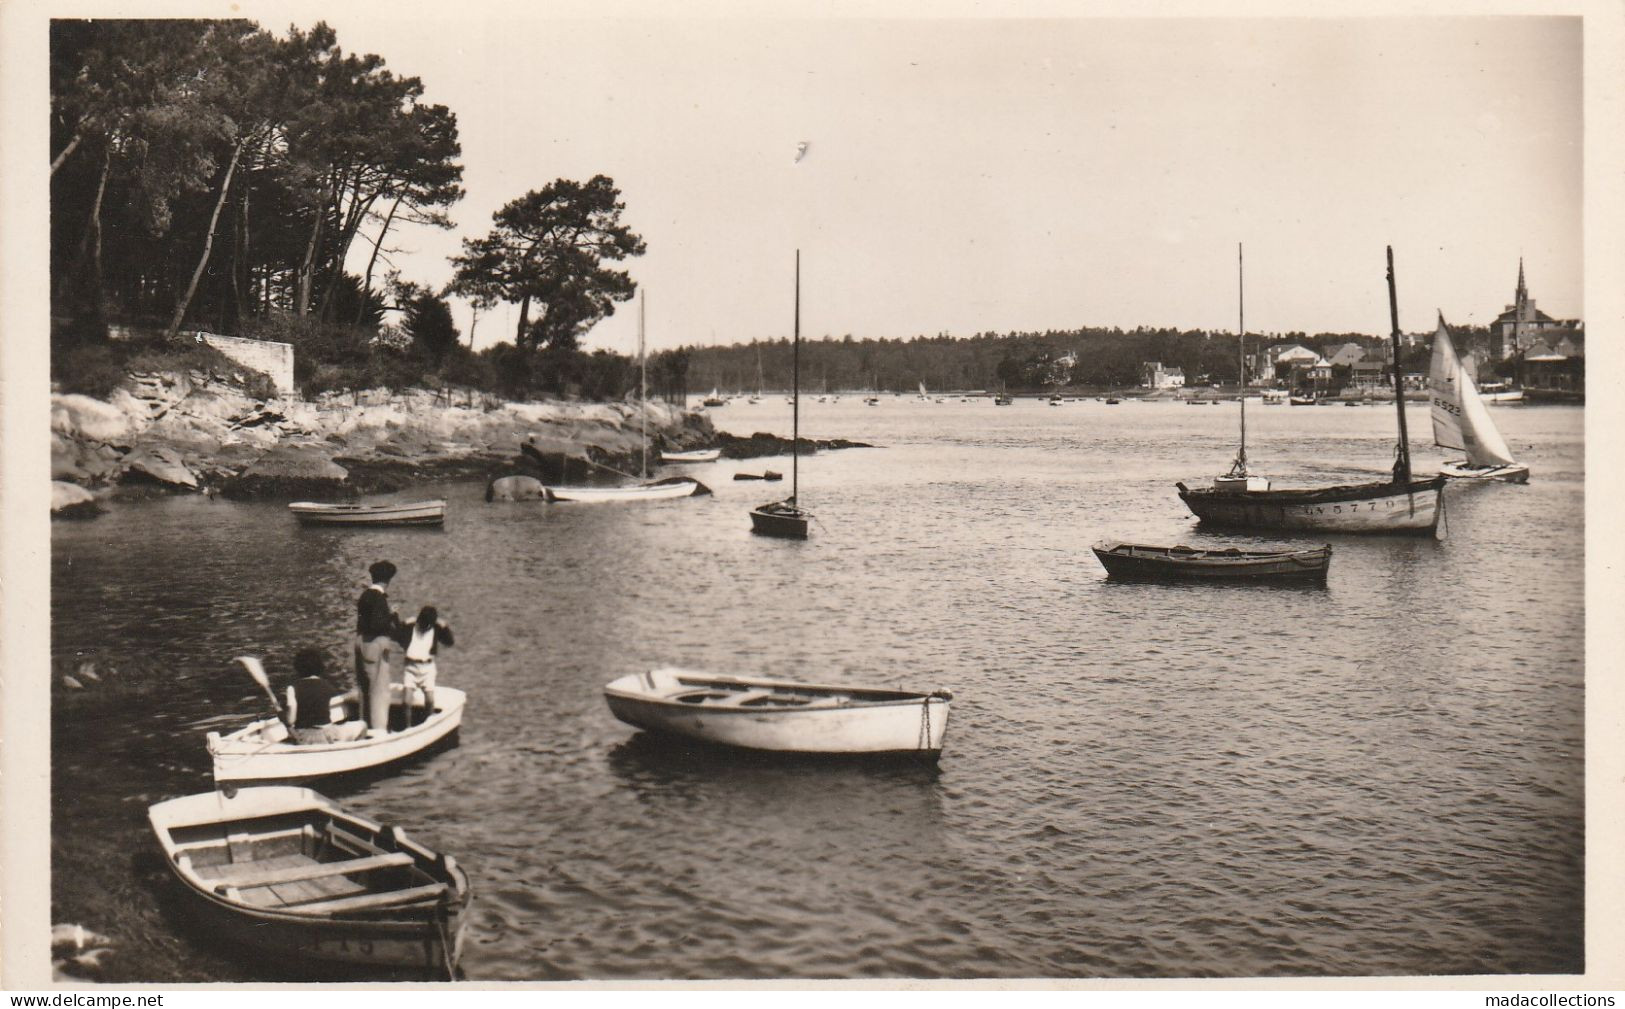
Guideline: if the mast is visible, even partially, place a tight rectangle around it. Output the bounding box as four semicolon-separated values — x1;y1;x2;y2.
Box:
792;249;800;504
639;291;647;479
1237;242;1247;473
1386;245;1412;482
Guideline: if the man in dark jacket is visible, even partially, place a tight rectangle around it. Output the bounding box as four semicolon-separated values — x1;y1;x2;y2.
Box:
354;560;403;732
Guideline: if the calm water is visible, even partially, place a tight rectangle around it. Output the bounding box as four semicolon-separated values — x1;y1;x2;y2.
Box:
51;398;1585;980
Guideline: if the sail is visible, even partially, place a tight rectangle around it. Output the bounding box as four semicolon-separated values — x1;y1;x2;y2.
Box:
919;381;929;398
1430;318;1516;467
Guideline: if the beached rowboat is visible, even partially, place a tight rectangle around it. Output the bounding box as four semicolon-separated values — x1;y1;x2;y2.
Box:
209;684;465;785
147;786;471;980
1092;540;1331;583
603;667;952;757
289;500;446;526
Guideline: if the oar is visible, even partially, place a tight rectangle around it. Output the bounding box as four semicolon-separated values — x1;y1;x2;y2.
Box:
234;656;280;711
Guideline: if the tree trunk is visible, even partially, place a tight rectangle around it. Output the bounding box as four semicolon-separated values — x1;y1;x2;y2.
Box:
295;174;332;317
516;293;532;346
231;176;250;324
354;192;402;326
51;132;84;176
79;146;112;339
167;139;245;340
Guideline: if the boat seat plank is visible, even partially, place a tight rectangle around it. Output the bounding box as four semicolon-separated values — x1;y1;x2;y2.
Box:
719;689;775;706
207;853;311;882
290;882;448;915
209;852;413;890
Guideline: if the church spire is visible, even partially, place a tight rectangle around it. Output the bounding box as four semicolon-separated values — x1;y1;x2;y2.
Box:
1516;257;1527;307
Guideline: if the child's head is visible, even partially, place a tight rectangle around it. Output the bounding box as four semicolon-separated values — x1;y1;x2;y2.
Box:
416;606;438;630
292;647;327;678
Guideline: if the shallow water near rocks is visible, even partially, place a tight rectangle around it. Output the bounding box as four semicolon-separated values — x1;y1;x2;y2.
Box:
52;398;1584;980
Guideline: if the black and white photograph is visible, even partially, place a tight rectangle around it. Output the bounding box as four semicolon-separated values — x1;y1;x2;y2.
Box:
3;0;1621;992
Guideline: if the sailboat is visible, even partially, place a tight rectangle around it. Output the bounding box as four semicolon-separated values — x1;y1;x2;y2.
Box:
748;349;762;404
1177;247;1446;535
541;294;708;503
1214;244;1270;493
1430;314;1529;482
750;252;813;539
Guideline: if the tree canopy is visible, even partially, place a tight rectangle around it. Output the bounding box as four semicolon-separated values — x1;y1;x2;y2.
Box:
449;176;646;350
50;18;464;343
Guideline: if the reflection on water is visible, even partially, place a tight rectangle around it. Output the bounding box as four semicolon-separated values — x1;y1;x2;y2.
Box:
52;400;1583;980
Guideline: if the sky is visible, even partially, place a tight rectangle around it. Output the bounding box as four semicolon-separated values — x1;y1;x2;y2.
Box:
280;12;1582;355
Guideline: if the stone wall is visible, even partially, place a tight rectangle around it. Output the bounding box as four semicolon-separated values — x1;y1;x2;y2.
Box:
194;331;295;396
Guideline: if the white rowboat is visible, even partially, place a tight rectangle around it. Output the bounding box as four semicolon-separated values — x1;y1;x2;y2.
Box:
660;448;722;463
603;667;952;757
544;478;704;503
289;500;446;526
209;685;465;785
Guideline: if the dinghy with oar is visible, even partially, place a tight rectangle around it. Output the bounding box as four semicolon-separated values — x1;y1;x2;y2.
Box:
210;658;464;786
148;786;471;980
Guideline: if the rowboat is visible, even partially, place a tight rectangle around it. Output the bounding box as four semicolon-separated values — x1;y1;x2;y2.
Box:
289;500;445;527
147;786;471;980
603;667;953;757
544;476;705;503
660;448;722;463
208;684;465;786
749;500;810;538
1092;540;1331;583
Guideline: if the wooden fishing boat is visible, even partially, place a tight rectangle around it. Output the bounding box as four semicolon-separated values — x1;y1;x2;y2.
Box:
1092;540;1331;583
1430;314;1530;483
660;448;722;463
289;500;446;527
603;668;952;757
1177;248;1446;537
1288;395;1316;406
751;251;816;540
148;786;471;980
209;684;465;786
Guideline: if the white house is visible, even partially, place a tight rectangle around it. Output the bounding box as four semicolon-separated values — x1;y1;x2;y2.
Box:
1142;361;1186;389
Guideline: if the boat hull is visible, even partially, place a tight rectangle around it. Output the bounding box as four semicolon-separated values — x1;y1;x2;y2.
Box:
289;500;446;527
1440;460;1530;483
604;669;949;756
209;686;465;785
1176;477;1445;535
750;503;810;539
148;787;470;980
545;479;700;503
1092;541;1330;583
660;449;722;463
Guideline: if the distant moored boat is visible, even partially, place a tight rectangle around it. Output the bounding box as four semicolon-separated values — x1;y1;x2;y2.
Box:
289;500;445;527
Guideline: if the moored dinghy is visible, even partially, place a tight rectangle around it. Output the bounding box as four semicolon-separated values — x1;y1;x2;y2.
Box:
147;786;471;980
660;448;722;463
1092;540;1331;583
603;667;953;757
289;500;446;527
751;249;814;540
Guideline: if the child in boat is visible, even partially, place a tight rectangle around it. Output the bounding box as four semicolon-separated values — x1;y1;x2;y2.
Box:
283;648;367;745
397;606;454;728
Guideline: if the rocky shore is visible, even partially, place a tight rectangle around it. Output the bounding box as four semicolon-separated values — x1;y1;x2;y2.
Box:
51;369;869;515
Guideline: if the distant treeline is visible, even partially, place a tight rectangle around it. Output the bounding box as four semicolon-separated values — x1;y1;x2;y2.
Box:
678;326;1479;394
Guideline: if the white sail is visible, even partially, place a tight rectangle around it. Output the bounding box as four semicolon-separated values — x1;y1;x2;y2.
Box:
1430;317;1516;467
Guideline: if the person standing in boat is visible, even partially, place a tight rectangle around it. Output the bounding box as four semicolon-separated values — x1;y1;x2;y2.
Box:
355;560;404;733
283;648;367;745
396;606;454;728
